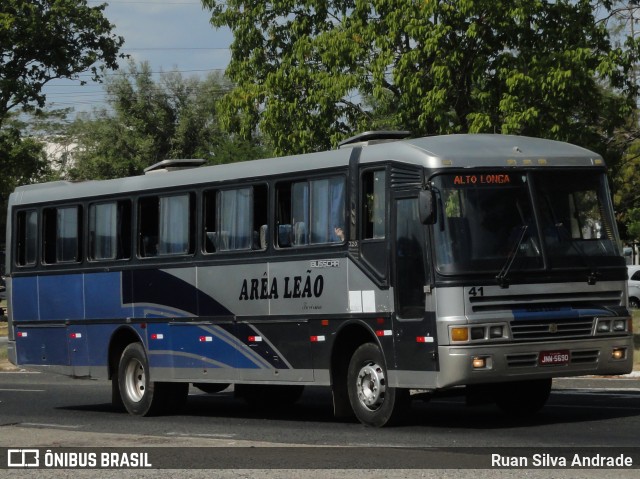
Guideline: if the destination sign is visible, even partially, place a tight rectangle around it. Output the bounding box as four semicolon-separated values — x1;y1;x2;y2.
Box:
453;174;512;186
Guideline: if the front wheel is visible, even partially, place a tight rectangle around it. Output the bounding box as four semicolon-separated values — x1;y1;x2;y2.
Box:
347;343;409;427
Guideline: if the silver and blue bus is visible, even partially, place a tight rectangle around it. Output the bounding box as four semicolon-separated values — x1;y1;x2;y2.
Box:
4;132;634;426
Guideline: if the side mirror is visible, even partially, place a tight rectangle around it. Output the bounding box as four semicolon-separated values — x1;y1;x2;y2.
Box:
419;189;436;225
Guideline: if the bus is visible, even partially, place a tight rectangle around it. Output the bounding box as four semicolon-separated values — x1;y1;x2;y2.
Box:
4;132;634;427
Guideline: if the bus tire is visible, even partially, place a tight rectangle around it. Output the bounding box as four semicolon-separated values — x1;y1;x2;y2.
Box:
118;342;165;416
347;343;409;427
493;378;552;417
111;371;125;411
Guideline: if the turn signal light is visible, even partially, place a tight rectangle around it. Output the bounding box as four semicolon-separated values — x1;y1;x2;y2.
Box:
451;327;469;342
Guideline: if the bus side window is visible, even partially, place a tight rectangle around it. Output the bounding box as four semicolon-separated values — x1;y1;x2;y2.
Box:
253;185;268;250
138;197;159;257
204;185;267;253
43;206;81;264
139;194;193;257
276;176;345;248
310;177;345;244
89;201;131;261
362;170;386;239
16;210;38;266
203;189;217;253
158;194;192;255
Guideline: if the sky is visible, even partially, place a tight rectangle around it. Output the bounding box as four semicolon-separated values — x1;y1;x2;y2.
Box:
43;0;233;115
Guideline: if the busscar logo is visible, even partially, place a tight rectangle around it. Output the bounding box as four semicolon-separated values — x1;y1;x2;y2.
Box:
8;449;40;468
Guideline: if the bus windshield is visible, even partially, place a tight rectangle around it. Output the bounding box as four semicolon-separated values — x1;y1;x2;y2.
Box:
432;171;622;276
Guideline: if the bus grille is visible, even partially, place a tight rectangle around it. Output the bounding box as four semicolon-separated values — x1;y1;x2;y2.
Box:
506;350;599;368
469;290;623;313
509;318;595;341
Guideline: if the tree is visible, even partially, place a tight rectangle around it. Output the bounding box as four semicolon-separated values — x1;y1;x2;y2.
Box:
0;0;124;125
71;62;269;180
203;0;640;157
0;116;51;246
0;1;124;246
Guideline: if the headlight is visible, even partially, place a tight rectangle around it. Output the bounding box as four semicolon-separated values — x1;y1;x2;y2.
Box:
613;319;628;332
450;324;508;343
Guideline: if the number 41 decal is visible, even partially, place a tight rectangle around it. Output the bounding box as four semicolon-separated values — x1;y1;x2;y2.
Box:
468;287;484;297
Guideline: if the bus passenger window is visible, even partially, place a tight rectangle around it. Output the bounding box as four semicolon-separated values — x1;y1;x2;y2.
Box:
204;185;266;253
310;177;345;244
16;210;38;266
291;182;309;245
253;185;268;250
89;201;131;261
276;176;345;247
219;188;251;251
203;190;217;253
139;194;193;257
43;206;81;263
138;197;159;257
159;195;191;255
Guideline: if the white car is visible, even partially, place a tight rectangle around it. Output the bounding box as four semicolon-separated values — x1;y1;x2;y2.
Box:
629;265;640;309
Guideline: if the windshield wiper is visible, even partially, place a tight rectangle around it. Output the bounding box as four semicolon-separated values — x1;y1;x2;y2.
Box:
496;225;528;289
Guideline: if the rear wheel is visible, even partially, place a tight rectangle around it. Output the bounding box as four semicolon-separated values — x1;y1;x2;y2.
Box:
118;342;187;416
629;297;639;309
347;343;409;427
493;378;552;417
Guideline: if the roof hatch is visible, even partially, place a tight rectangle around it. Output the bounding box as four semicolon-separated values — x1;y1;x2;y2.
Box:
338;130;411;149
144;159;207;174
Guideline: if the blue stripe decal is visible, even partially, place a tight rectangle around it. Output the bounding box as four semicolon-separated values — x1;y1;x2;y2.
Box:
512;307;614;321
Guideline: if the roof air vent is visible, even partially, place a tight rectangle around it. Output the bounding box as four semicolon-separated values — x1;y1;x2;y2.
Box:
338;130;411;149
144;159;206;174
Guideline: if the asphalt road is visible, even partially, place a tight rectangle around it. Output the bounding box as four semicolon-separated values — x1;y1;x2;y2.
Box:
1;369;639;475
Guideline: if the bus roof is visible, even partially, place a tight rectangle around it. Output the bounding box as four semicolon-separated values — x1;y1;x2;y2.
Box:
9;134;603;206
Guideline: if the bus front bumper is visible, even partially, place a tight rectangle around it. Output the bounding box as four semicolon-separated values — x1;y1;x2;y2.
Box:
389;336;634;389
435;336;634;389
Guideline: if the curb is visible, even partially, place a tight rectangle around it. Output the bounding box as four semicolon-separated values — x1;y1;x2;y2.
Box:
0;360;18;372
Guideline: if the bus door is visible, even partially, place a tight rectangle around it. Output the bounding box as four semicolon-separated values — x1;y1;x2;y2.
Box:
392;192;438;373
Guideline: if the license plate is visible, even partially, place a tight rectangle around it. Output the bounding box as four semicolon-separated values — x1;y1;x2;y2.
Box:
538;350;570;366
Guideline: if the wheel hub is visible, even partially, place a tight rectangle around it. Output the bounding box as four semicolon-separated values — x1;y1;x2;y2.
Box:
124;358;146;403
356;362;386;410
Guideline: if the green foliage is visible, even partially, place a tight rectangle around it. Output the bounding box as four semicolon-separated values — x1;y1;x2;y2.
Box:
627;208;640;241
71;62;270;180
203;0;640;157
0;0;124;245
0;0;124;123
616;124;640;239
0;119;50;245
